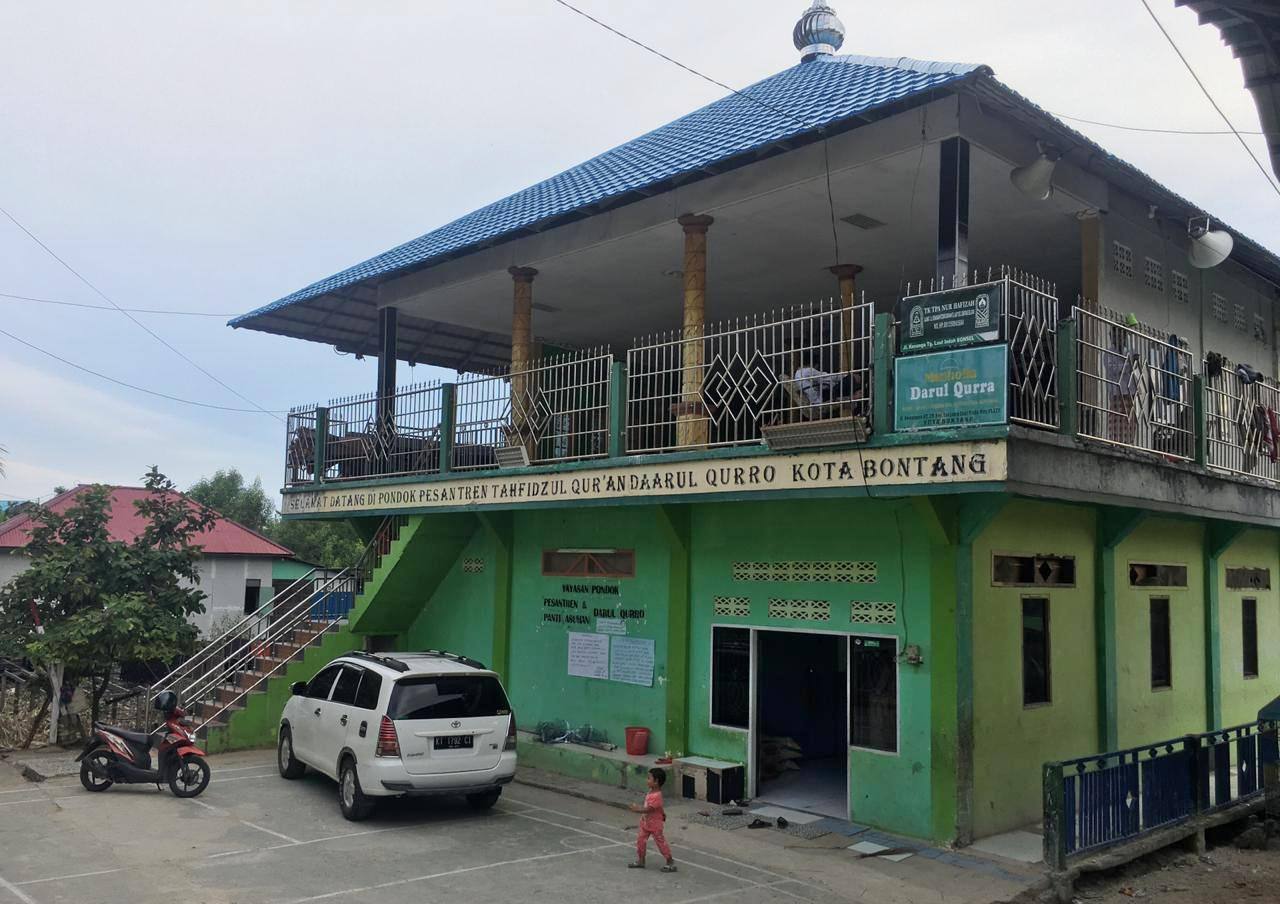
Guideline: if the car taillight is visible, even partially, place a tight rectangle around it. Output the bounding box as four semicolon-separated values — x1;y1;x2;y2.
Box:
504;713;517;751
375;715;400;758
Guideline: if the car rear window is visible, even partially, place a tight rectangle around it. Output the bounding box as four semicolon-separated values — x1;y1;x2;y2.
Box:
388;675;511;721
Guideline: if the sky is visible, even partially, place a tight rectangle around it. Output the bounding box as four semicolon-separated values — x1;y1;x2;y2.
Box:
1;0;1276;506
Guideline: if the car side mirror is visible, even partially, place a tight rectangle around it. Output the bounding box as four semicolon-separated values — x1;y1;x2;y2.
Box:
291;681;308;697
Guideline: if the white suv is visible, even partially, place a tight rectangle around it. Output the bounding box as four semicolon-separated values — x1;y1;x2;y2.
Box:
277;650;517;820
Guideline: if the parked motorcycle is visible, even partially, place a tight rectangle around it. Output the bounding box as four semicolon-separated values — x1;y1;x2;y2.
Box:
76;690;210;798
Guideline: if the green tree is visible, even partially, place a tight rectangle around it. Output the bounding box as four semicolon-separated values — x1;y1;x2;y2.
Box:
186;469;274;533
270;517;363;568
185;470;363;568
0;468;214;725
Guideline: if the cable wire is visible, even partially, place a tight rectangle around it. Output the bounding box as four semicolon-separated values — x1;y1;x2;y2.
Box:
1048;110;1270;137
0;204;285;420
0;291;234;317
1137;0;1280;199
0;326;287;414
548;0;841;263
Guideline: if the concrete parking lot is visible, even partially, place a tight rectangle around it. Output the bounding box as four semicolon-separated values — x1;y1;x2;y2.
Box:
0;750;1031;904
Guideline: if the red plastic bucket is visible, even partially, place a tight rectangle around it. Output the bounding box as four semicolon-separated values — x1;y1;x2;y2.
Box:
624;726;650;756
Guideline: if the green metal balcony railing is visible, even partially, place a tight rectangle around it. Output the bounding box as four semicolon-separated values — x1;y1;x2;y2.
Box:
282;278;1280;495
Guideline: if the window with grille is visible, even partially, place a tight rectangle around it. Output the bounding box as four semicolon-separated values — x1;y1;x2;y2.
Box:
711;627;750;729
1171;271;1190;304
713;596;751;618
1129;563;1188;588
1144;258;1164;293
1243;599;1259;679
462;557;485;574
850;636;898;753
1254;314;1267;345
850;601;896;625
1234;303;1248;332
766;598;830;621
1212;293;1229;323
1226;567;1270;591
1023;597;1051;706
1112;242;1134;278
993;554;1076;587
732;561;876;583
541;549;635;578
1150;598;1172;689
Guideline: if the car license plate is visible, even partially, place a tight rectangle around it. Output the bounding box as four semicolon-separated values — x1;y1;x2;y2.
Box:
434;735;473;750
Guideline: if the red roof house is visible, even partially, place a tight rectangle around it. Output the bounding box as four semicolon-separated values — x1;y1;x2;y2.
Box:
0;486;294;634
0;486;292;557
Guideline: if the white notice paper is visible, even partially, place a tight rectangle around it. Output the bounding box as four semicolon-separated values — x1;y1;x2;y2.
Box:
609;636;655;687
568;632;609;679
595;617;627;636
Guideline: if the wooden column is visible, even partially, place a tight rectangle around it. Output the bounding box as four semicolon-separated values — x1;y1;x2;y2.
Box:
829;264;864;373
508;266;537;459
677;214;713;448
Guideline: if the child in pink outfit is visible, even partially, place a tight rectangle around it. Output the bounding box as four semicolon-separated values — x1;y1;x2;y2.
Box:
628;768;676;872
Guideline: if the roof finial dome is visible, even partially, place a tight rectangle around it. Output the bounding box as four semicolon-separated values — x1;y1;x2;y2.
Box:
793;1;845;62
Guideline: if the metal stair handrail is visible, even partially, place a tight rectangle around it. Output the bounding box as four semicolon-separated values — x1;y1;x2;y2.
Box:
179;516;402;730
146;565;322;707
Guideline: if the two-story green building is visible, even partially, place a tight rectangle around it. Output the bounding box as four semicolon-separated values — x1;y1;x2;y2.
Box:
212;4;1280;847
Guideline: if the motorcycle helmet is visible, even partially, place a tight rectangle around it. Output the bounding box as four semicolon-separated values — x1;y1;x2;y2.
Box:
153;690;178;714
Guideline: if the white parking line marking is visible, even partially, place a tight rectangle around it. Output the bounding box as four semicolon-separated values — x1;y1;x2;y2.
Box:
17;868;124;888
284;842;626;903
0;872;38;904
502;797;824;895
188;796;300;844
240;820;300;844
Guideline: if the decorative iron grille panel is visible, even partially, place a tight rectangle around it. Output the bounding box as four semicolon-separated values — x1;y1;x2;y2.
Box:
1254;315;1267;345
1234;303;1248;332
625;300;873;454
462;557;485;574
1212;293;1229;322
1005;270;1059;429
850;601;896;625
1203;352;1280;483
731;561;876;583
767;598;831;621
452;349;612;471
285;406;319;487
1074;306;1193;461
320;382;446;482
713;596;752;617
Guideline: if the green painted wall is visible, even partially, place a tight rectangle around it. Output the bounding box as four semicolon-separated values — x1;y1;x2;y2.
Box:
1115;518;1206;747
970;500;1097;838
400;529;497;668
506;507;672;754
685;498;939;840
1218;530;1280;727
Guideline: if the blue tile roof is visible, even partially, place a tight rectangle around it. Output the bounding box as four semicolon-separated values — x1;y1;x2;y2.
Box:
231;54;982;326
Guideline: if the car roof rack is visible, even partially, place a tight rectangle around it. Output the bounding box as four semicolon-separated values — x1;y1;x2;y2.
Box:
401;650;489;671
343;651;411;673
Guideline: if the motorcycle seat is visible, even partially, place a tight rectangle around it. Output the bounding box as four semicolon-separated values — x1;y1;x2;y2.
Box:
97;724;153;745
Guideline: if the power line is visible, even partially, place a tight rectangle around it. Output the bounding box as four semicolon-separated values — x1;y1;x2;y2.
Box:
0;291;234;317
0;326;286;414
548;0;842;263
1138;0;1280;200
0;204;284;421
1049;110;1270;137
